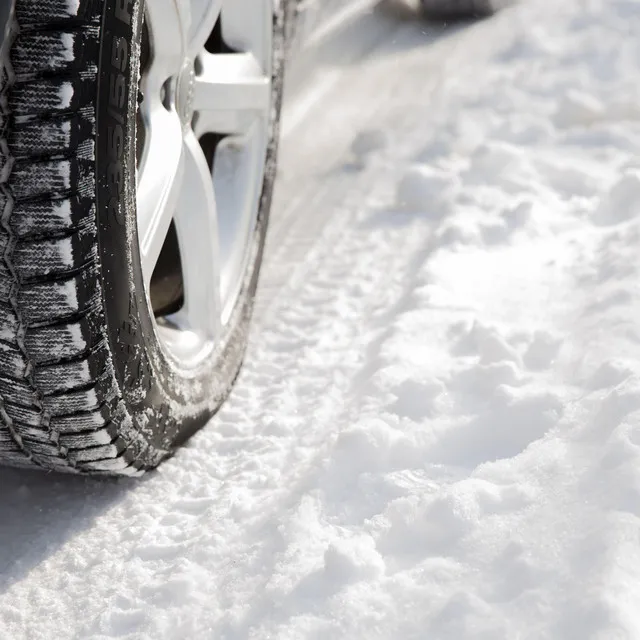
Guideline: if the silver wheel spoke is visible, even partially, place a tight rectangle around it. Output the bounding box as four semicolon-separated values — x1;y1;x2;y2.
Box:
221;0;271;68
137;107;185;284
174;132;222;340
145;0;191;80
187;0;223;58
193;52;271;137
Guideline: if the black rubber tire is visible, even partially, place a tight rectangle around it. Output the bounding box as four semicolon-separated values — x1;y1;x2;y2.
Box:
0;0;293;475
420;0;496;18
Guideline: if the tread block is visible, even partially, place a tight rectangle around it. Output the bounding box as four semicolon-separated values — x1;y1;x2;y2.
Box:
9;77;95;120
15;228;97;279
11;158;94;200
0;279;12;304
12;420;51;442
11;198;95;238
4;401;43;429
68;442;118;464
21;438;68;458
34;341;108;395
0;304;18;343
0;431;23;453
79;455;138;474
8;117;95;161
0;375;36;407
12;28;100;80
51;402;111;433
26;312;101;363
59;424;118;449
20;265;100;323
15;236;78;278
16;0;84;23
0;341;27;378
0;230;10;257
43;377;111;414
0;448;30;462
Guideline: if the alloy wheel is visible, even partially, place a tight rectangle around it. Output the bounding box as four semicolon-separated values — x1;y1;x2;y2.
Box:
137;0;273;368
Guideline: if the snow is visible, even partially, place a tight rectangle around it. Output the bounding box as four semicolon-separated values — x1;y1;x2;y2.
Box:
4;0;640;637
350;129;388;166
58;82;74;109
396;164;458;215
60;33;75;62
66;0;81;16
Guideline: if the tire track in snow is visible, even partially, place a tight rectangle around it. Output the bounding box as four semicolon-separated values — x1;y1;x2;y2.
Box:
93;13;462;628
94;9;534;637
76;10;505;638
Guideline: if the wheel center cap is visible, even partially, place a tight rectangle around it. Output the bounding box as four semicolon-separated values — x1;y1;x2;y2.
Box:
176;59;196;127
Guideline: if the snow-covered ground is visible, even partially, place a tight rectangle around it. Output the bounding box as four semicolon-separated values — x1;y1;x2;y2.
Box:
3;0;640;637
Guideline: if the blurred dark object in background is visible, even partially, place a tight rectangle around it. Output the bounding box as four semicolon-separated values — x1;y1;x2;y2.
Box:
420;0;508;19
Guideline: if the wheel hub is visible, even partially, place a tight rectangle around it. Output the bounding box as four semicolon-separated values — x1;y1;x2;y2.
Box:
175;59;196;127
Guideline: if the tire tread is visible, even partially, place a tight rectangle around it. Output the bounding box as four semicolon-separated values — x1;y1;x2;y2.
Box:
0;1;146;475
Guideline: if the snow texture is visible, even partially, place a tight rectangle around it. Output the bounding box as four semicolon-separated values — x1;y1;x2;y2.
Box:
3;0;640;637
66;0;81;15
58;81;74;109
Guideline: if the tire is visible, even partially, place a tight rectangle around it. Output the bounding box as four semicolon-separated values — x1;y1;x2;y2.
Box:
0;0;293;475
420;0;496;18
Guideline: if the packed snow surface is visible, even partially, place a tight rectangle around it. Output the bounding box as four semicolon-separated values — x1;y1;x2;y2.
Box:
3;0;640;637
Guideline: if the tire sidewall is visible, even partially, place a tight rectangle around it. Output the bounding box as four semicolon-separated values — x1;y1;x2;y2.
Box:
96;0;290;460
